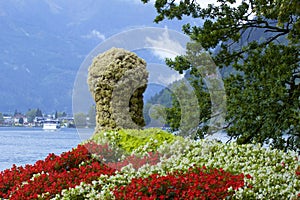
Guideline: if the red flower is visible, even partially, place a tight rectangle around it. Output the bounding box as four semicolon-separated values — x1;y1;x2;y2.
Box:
113;166;251;199
0;142;116;199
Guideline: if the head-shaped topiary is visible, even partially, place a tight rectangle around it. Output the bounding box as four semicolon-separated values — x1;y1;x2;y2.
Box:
87;48;148;132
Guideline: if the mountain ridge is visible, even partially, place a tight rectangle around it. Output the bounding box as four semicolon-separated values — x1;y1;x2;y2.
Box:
0;1;167;114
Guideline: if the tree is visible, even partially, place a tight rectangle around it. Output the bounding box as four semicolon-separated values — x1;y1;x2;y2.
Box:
0;112;4;124
14;109;21;117
143;0;300;150
61;112;67;117
18;117;24;125
74;113;87;128
88;105;96;127
36;108;43;117
143;87;173;126
225;43;299;150
26;109;37;123
163;78;212;138
55;112;67;118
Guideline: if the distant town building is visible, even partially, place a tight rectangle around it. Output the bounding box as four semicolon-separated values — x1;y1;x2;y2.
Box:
3;116;13;126
13;114;28;126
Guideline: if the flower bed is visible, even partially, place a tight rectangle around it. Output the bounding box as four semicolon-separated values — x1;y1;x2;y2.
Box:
0;142;115;199
113;166;249;200
0;129;299;199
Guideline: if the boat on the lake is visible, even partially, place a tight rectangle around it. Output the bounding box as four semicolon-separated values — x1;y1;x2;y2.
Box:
43;119;61;131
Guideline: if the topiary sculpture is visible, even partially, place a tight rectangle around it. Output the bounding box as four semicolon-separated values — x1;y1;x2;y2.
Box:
87;48;148;132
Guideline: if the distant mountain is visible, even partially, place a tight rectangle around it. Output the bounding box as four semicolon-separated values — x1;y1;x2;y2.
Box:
143;83;166;102
0;0;187;114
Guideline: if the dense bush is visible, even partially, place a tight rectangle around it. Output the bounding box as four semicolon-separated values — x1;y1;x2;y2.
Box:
90;128;177;154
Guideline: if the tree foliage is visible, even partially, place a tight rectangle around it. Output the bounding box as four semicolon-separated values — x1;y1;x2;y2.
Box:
226;43;299;150
0;112;4;124
26;108;44;123
142;0;300;150
26;109;37;123
18;117;24;125
55;111;67;118
36;108;43;117
164;77;212;138
88;105;96;127
143;88;173;127
74;113;87;128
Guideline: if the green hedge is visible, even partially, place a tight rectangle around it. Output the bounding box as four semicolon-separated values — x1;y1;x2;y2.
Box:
90;128;177;154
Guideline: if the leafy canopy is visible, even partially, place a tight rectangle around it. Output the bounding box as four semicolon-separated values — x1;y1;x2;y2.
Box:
142;0;300;151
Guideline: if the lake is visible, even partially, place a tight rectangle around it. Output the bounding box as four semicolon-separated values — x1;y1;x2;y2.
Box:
0;127;94;171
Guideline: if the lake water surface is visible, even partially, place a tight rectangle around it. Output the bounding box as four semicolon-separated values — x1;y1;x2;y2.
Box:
0;127;93;171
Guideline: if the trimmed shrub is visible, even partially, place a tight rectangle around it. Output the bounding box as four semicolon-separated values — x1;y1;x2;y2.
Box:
87;48;148;131
91;128;177;154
